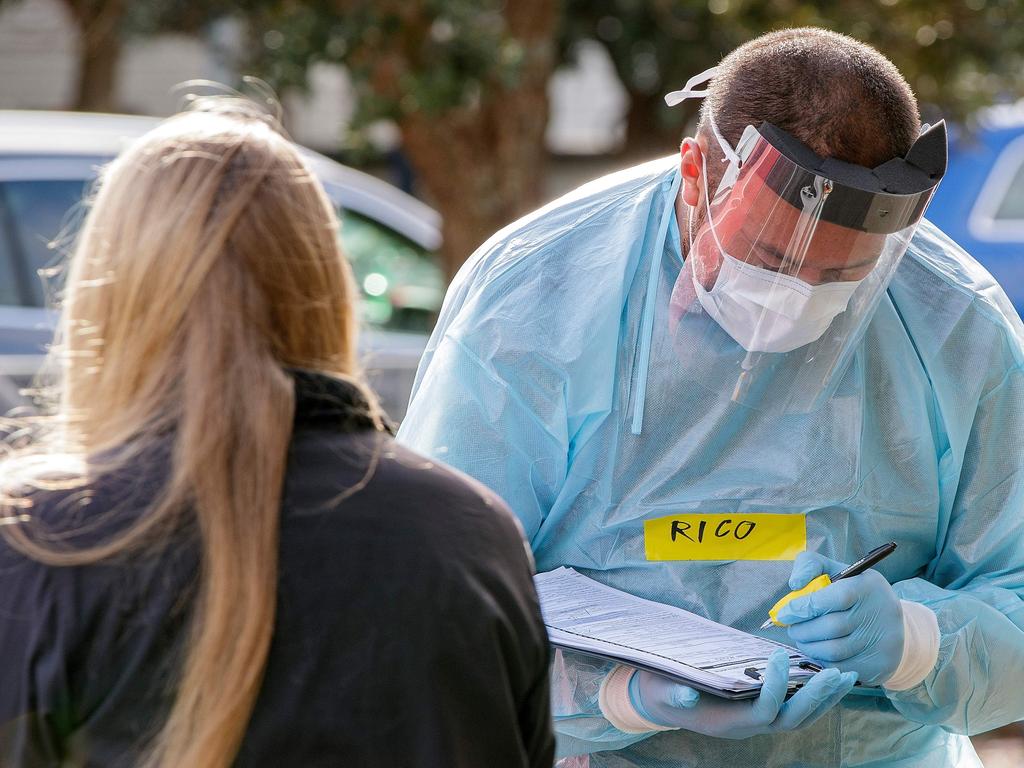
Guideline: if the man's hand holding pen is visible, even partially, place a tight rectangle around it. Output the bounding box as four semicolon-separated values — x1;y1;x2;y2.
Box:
776;552;905;687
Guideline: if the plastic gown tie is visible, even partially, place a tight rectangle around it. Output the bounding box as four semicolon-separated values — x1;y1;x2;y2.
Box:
631;170;682;435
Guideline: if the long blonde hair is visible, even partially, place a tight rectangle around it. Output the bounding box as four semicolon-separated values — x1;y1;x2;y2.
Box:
1;99;379;766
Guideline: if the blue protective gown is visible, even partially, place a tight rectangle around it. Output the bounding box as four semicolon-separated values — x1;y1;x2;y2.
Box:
397;157;1024;768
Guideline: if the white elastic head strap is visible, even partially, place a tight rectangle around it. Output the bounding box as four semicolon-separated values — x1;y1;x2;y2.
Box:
663;65;719;106
663;65;740;167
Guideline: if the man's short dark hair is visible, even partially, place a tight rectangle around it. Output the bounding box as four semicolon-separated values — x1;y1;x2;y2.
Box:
699;28;920;171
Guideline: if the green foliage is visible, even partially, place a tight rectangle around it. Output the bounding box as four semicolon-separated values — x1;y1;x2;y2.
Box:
244;1;534;127
564;0;1024;143
237;0;1024;153
77;0;1024;145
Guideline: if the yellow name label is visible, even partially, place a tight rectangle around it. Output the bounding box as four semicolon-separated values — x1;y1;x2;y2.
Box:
644;513;806;561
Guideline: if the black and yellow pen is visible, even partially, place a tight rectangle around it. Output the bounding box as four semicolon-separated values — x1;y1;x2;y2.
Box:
759;542;898;630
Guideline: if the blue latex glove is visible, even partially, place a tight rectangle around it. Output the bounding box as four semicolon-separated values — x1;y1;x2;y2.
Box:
628;648;857;739
776;552;904;686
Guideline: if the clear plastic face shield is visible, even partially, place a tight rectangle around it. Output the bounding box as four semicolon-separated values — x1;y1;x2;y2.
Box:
664;68;947;414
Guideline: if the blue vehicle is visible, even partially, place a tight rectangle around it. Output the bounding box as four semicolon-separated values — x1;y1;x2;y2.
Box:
927;102;1024;315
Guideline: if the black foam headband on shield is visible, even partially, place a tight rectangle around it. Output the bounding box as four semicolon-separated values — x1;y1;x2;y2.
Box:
753;121;948;235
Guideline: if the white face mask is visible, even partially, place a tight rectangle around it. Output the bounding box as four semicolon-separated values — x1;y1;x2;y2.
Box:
691;251;863;353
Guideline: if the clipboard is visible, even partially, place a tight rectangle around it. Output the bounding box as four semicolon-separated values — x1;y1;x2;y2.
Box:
536;567;818;700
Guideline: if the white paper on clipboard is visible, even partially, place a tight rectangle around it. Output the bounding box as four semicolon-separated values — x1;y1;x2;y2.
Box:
534;567;816;698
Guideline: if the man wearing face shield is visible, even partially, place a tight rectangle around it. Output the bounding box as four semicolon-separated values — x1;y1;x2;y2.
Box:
672;109;944;415
399;27;1024;768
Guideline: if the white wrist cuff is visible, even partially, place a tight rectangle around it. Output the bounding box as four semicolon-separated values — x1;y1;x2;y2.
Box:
598;665;675;734
884;600;940;691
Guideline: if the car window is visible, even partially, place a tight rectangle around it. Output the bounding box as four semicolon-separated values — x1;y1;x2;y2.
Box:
0;192;21;306
0;178;445;331
1;180;89;307
969;133;1024;241
338;209;444;333
994;161;1024;222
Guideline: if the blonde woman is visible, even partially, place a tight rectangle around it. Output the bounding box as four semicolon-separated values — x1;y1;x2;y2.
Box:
0;101;554;768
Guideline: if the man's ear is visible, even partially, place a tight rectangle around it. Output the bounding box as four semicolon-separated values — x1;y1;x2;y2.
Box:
679;138;703;208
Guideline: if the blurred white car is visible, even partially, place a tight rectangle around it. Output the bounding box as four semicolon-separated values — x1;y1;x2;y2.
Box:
0;110;445;420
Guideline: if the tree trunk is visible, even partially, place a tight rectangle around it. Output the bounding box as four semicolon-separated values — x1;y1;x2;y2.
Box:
63;0;125;112
397;1;561;281
624;90;674;155
400;87;550;282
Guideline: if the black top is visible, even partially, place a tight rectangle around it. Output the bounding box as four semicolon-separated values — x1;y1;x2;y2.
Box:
0;372;554;767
